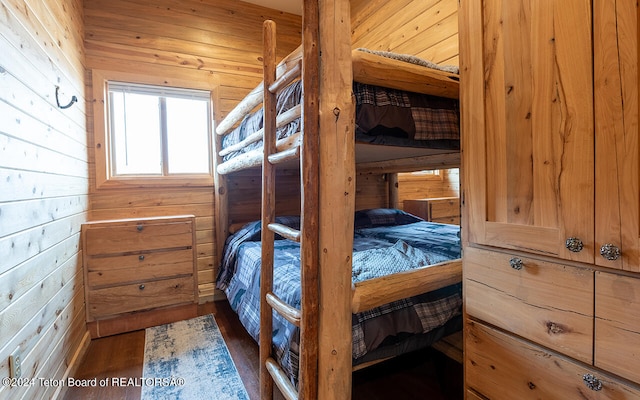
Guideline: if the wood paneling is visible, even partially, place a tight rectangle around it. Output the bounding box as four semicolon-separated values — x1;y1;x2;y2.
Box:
84;0;302;302
0;0;88;398
350;0;459;66
397;169;460;210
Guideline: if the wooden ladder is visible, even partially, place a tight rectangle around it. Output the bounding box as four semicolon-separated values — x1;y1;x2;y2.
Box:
259;11;320;400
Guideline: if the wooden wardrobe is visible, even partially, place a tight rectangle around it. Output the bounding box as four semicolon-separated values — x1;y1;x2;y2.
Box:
460;0;640;398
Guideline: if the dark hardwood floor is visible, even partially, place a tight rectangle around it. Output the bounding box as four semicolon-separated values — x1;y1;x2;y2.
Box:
63;301;462;399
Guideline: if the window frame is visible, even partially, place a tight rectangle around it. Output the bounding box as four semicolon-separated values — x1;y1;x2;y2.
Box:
91;69;217;189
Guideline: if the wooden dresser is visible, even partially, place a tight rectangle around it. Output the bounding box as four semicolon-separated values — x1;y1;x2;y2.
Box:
460;0;640;398
82;215;198;338
403;197;460;225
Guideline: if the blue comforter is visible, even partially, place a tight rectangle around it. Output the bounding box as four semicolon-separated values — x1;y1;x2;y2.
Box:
216;209;462;384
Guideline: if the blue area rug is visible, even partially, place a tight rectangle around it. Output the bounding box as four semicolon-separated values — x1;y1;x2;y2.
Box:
141;314;249;400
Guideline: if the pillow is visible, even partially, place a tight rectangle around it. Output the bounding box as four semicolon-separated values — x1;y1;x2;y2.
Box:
354;208;423;229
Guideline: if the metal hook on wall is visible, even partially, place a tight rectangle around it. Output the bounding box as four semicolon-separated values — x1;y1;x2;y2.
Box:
55;86;77;109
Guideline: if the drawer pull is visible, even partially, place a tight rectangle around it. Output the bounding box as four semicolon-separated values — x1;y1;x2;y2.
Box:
509;257;523;270
600;243;621;261
565;237;584;253
582;374;602;391
138;255;145;261
137;224;144;231
139;284;145;290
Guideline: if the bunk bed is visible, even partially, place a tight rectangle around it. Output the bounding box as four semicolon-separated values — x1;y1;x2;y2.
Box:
213;12;462;400
217;210;462;385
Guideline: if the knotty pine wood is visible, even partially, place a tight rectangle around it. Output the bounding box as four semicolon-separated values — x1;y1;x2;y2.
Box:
594;0;639;272
84;0;302;120
350;0;459;66
316;0;356;396
63;301;463;400
460;0;594;263
595;271;640;384
0;0;88;399
398;169;459;204
464;247;594;364
466;319;640;399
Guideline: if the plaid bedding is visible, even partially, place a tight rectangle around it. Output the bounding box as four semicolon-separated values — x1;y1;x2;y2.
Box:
216;209;462;385
220;67;460;161
353;82;459;141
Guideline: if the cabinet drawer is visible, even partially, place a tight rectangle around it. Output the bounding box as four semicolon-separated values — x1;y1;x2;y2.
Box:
595;272;640;384
86;249;194;288
88;276;195;319
464;247;594;363
84;220;193;255
466;320;640;399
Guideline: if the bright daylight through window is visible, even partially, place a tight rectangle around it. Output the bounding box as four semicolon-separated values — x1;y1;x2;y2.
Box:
108;82;212;177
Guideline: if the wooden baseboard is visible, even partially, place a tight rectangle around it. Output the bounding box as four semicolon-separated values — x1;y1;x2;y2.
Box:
88;303;198;338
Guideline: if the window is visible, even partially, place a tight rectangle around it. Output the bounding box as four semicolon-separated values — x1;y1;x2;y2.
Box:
108;82;211;176
92;70;216;188
401;169;443;181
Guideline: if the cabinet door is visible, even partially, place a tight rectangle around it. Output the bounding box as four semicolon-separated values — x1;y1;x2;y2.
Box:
460;0;594;262
594;0;639;272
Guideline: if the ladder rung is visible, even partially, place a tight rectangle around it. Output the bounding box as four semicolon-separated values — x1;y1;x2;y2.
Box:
266;292;301;327
269;59;302;94
265;357;299;400
268;222;301;242
268;145;300;165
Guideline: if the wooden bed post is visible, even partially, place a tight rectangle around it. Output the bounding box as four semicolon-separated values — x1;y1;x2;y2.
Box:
388;173;399;209
317;0;355;398
299;0;320;399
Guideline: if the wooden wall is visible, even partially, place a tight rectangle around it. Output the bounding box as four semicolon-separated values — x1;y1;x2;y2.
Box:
0;0;89;398
83;0;302;301
350;0;459;66
398;169;460;208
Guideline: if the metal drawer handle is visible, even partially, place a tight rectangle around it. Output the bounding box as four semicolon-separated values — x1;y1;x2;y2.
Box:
137;224;144;231
138;255;145;261
565;237;584;253
509;257;523;270
139;284;145;290
582;374;602;391
600;243;621;261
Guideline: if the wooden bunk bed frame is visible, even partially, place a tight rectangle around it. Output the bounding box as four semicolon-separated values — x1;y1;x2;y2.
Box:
213;3;462;399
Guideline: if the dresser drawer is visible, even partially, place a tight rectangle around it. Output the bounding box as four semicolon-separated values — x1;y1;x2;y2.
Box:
428;197;459;219
86;248;194;289
403;197;460;224
464;247;594;363
84;219;193;256
431;216;460;225
466;320;640;399
88;276;195;319
595;272;640;384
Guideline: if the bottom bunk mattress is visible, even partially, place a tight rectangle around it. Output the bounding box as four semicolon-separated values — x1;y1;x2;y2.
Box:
216;209;462;385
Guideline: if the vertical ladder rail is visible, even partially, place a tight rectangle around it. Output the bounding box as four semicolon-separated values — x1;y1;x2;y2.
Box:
261;8;320;398
260;19;277;400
